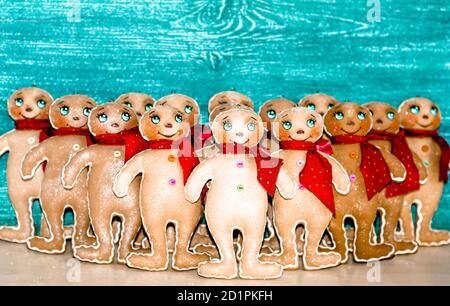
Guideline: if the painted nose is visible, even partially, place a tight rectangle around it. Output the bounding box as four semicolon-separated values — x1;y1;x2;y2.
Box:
235;132;244;137
25;107;33;112
136;112;142;117
296;129;304;134
73;116;80;121
318;112;325;116
111;123;119;128
376;119;383;124
422;115;429;120
165;123;173;128
347;120;355;126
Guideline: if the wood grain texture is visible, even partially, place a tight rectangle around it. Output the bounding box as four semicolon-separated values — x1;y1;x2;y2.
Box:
0;0;449;229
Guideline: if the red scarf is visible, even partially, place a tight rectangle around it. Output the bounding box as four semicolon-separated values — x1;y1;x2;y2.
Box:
94;127;148;162
332;135;392;200
217;143;282;197
368;130;420;197
404;129;450;183
315;138;334;155
280;141;335;214
147;138;199;185
53;127;94;146
14;119;53;142
191;124;213;151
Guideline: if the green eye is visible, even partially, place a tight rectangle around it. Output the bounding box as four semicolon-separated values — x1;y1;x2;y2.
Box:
306;119;316;128
387;112;395;121
247;122;256;131
98;113;108;123
145;103;153;111
15;98;24;107
306;104;316;111
282;121;292;130
184;105;193;114
357;112;366;120
83;107;92;117
267;110;276;119
151;115;160;124
334;112;344;120
431;106;438;117
121;112;131;122
60;106;70;116
223;121;232;131
175;114;183;123
410;105;420;114
327;104;334;110
124;101;132;108
37;99;46;109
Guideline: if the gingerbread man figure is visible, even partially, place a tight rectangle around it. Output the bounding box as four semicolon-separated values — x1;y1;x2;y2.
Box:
208;91;254;114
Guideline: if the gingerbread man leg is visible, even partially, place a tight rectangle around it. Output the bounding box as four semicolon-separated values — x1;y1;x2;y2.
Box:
0;195;34;243
117;213;141;264
399;201;415;241
71;199;93;248
321;214;348;263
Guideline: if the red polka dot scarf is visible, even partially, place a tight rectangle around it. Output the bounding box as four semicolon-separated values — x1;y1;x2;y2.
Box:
53;127;95;146
14;119;54;142
404;129;450;183
331;135;392;200
218;143;283;197
280;140;335;214
368;130;420;197
94;127;148;162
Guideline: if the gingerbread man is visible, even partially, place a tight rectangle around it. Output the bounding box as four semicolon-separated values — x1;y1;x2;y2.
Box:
208;91;254;114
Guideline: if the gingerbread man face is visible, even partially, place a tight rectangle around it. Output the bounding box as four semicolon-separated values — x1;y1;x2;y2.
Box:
8;87;53;120
115;93;156;118
259;98;296;132
208;91;253;113
398;97;441;131
50;95;97;130
273;107;323;143
324;103;372;137
88;103;138;136
155;94;199;127
139;105;190;141
299;93;339;117
364;102;400;134
211;108;264;147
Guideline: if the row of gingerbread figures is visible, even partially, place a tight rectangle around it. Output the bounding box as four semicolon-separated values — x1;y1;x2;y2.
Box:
0;87;449;279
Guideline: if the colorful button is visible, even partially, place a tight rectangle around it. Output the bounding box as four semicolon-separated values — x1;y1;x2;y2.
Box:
114;151;121;158
349;151;358;159
421;145;429;153
27;137;35;145
423;160;430;167
237;184;244;192
297;160;304;167
72;144;80;151
168;155;176;162
169;178;177;186
236;161;244;168
298;183;305;191
349;174;357;182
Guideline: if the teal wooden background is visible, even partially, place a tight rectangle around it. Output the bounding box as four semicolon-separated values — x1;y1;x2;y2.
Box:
0;0;449;229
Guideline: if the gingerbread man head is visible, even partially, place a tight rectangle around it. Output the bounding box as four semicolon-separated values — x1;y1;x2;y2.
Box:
208;91;253;113
50;95;97;130
273;107;323;143
8;87;53;120
324;102;372;137
115;93;156;118
259;98;296;132
155;94;200;127
398;97;441;131
299;93;339;117
88;103;139;136
211;108;264;148
364;102;400;134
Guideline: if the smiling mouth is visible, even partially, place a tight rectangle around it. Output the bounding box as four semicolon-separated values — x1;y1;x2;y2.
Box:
233;137;249;144
341;127;361;135
20;113;39;119
158;131;177;138
289;135;311;141
417;122;433;128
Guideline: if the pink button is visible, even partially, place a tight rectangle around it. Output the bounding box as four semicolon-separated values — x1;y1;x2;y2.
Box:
169;179;176;186
349;174;357;182
236;161;244;168
298;184;305;191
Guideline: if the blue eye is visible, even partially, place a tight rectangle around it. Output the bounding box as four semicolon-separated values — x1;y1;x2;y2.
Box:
306;104;316;111
334;112;344;120
184;105;193;114
124;101;132;108
145;103;153;111
267;110;276;119
223;121;232;131
410;105;420;114
387;112;395;121
60;106;70;116
431;106;438;117
306;119;316;128
327;104;335;110
151;115;160;124
37;99;46;109
98;113;108;123
357;112;366;120
175;114;183;123
247;122;256;131
282;121;292;130
15;98;24;107
83;107;92;117
121;112;131;122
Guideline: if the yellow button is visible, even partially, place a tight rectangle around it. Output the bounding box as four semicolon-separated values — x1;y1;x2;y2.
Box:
421;145;429;153
168;155;176;162
349;151;358;159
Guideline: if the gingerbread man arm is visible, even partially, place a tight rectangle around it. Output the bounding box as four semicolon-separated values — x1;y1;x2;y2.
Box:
318;152;351;195
21;141;49;180
275;166;296;200
185;159;214;203
378;148;406;182
62;148;92;190
0;132;11;157
411;151;428;183
113;153;144;198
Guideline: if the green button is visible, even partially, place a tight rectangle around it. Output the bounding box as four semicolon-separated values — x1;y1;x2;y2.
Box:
237;184;244;192
423;160;430;167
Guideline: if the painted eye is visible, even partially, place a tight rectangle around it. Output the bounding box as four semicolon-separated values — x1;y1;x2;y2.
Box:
121;112;131;122
98;113;108;123
37;99;46;109
282;121;292;130
410;105;420;114
60;106;70;116
327;104;334;110
151;115;160;124
266;109;276;119
387;111;395;121
219;100;227;105
334;112;344;120
145;103;153;111
306;119;316;128
306;104;316;111
124;101;132;108
223;121;232;131
247;122;256;131
357;112;366;120
175;114;183;123
83;107;92;117
15;98;24;107
431;106;438;117
184;105;193;114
